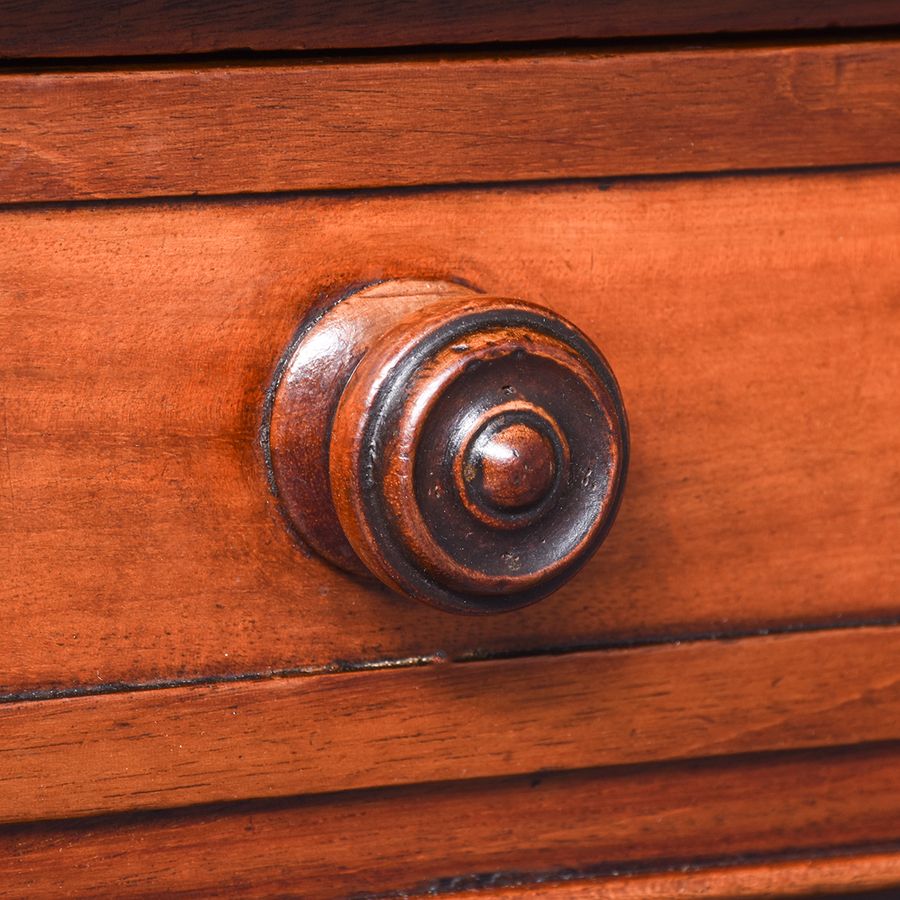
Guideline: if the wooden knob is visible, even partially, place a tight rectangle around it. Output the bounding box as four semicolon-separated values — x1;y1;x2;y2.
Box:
266;280;628;614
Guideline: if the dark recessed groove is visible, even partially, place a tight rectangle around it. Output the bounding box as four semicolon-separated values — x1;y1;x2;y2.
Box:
1;23;900;72
0;653;449;706
1;161;899;214
4;739;900;837
3;615;900;706
454;614;900;663
373;840;900;899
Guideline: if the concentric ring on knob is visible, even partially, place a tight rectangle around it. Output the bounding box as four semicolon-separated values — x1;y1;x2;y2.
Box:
329;293;628;613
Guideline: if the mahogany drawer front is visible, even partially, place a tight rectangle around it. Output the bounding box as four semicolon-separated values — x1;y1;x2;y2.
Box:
4;626;900;825
1;168;897;694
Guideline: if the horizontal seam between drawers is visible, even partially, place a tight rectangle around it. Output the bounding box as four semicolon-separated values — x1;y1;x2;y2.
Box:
3;737;900;833
1;160;900;213
4;26;900;75
4;615;900;706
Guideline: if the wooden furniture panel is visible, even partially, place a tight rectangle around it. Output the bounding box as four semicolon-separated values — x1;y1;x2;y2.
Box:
5;743;900;898
2;10;898;899
3;1;900;59
1;170;898;692
4;626;900;824
2;40;900;203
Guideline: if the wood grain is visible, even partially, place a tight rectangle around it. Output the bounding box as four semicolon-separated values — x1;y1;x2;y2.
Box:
2;1;900;59
1;171;898;692
4;742;900;897
4;627;900;824
483;851;900;899
2;40;900;202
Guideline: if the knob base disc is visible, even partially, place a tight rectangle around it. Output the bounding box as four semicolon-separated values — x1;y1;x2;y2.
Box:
266;280;479;576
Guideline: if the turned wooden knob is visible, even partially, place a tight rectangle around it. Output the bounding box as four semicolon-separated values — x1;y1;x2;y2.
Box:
266;280;628;614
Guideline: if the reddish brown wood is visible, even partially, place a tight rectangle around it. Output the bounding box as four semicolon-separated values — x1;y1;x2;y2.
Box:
2;41;900;203
3;627;900;824
484;851;900;898
270;280;628;613
0;171;898;691
4;745;900;897
2;1;899;59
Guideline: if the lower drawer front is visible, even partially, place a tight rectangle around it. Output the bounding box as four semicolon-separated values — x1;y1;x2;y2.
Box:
1;168;898;693
6;743;900;898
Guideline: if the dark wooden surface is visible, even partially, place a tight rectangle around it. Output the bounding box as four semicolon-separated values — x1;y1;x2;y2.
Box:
1;171;897;692
4;626;900;824
1;0;900;59
5;743;900;897
2;40;900;202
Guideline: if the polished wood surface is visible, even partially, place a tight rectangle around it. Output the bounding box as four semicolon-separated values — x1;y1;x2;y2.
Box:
270;279;628;613
3;9;899;897
4;744;900;897
2;1;899;58
2;40;900;202
4;626;900;824
1;171;897;692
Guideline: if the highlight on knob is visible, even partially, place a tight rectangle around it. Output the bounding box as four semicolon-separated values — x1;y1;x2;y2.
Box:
265;280;628;614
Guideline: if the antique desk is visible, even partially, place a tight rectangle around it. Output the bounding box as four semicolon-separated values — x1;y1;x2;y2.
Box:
1;3;899;897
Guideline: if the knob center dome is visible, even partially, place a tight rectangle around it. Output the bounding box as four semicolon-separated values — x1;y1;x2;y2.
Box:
469;421;557;511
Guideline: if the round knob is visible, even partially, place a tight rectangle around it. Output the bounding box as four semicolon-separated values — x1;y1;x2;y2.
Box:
266;280;628;614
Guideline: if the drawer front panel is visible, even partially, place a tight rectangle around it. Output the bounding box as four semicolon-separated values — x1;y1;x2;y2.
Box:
1;169;898;691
